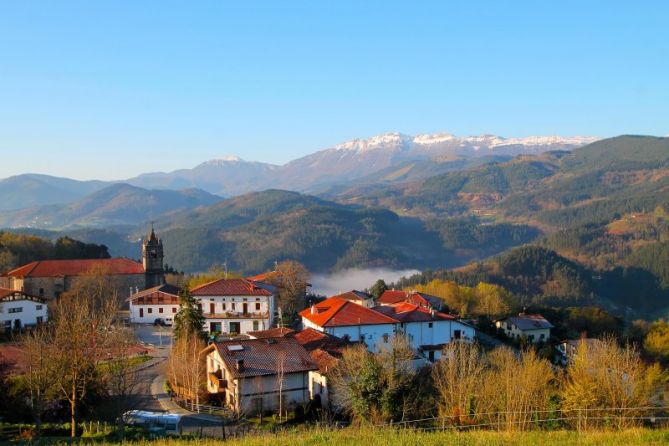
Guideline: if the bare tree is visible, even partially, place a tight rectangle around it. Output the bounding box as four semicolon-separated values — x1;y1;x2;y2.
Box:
21;327;55;439
49;266;120;437
168;332;205;410
478;347;554;431
562;337;664;430
105;326;143;439
432;342;485;426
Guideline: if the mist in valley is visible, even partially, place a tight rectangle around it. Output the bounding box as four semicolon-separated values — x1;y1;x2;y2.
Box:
309;267;420;297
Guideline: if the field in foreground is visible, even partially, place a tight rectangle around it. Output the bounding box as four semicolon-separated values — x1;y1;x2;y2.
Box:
88;427;669;446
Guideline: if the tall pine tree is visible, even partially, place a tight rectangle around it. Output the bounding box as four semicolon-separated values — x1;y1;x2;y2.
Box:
173;285;205;340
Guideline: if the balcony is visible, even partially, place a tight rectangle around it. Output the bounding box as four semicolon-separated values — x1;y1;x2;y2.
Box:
208;372;227;393
203;311;269;320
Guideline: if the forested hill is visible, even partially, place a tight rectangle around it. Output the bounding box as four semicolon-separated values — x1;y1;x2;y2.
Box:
0;232;110;273
150;189;538;273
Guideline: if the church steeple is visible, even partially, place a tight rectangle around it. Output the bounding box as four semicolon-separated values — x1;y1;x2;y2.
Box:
142;223;165;289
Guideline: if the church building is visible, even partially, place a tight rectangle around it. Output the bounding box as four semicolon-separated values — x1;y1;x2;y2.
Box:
0;226;166;300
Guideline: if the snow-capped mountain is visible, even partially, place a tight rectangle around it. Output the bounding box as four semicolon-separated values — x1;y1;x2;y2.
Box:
266;132;598;191
124;132;598;196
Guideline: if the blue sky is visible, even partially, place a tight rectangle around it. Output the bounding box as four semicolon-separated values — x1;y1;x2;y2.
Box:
0;1;667;180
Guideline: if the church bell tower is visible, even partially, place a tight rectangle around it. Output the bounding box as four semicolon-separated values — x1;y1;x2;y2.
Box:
142;224;165;289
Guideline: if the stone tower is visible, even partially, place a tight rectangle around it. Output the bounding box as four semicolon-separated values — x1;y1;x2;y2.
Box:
142;224;165;289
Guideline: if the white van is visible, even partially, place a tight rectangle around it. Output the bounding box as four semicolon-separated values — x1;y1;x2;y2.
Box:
123;410;183;436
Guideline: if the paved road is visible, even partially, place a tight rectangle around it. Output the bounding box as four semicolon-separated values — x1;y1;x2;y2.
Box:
129;324;232;437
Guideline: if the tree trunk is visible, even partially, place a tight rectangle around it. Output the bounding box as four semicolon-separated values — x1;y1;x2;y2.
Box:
70;382;77;438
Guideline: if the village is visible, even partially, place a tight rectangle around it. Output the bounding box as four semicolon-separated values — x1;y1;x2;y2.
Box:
0;227;638;441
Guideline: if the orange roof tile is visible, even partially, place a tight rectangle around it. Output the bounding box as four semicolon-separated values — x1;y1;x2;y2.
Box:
5;258;144;278
378;290;442;308
191;278;272;296
300;297;398;327
373;302;455;322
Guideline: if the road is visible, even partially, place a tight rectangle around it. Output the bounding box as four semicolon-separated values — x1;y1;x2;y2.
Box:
131;324;231;437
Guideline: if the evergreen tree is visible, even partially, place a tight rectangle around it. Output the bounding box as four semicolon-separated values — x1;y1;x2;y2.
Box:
369;279;388;300
173;286;205;340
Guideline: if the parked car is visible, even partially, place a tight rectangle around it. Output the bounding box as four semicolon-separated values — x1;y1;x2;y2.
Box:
153;317;173;327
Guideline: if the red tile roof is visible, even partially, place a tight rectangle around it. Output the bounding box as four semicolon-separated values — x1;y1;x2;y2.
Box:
247;327;296;339
300;297;398;327
130;284;181;305
191;278;273;296
309;348;341;374
207;337;317;379
373;302;455;323
293;327;345;352
378;290;442;308
5;258;144;278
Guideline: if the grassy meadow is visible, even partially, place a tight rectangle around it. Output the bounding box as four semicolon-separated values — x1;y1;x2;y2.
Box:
59;427;669;446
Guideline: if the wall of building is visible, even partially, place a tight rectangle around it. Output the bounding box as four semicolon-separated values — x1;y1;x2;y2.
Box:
129;303;179;324
308;371;329;406
325;323;397;353
237;372;310;415
0;298;48;331
197;294;275;334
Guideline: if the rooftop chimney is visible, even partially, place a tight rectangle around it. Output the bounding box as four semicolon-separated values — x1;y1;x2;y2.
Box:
310;304;316;315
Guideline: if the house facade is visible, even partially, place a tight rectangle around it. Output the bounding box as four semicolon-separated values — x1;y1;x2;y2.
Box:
191;278;276;335
374;302;475;361
128;283;181;324
496;314;553;343
0;288;48;332
203;337;317;415
300;297;398;353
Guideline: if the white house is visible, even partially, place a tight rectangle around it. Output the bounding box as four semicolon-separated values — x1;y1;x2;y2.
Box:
373;302;475;362
128;284;181;324
203;337;318;415
0;287;48;332
300;297;399;353
496;313;553;344
192;278;276;335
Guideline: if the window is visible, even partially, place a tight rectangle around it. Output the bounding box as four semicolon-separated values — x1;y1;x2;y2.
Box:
255;302;261;311
36;316;43;324
222;303;226;311
159;308;164;314
36;305;43;310
428;322;433;328
231;303;236;310
39;288;44;297
148;308;153;314
382;334;389;343
172;307;177;313
453;329;461;340
253;321;259;331
428;351;435;362
8;307;23;313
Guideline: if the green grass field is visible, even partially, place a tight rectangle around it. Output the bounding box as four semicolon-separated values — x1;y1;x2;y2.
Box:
81;427;669;446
